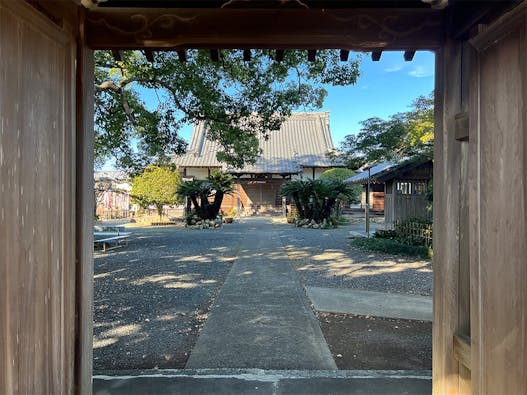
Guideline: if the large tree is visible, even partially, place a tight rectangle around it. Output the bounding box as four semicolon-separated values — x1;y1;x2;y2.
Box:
338;93;434;169
131;165;182;219
319;168;361;205
95;50;360;173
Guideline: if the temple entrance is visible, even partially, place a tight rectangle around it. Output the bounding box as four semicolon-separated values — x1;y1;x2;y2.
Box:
1;1;526;394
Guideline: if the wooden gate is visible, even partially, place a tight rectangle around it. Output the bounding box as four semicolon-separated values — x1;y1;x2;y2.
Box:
434;4;527;393
0;2;93;394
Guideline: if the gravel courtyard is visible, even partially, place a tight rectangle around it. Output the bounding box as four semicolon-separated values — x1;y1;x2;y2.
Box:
93;217;432;371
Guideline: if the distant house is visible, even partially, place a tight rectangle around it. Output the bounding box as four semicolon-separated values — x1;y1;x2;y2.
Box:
94;171;132;219
173;112;342;214
346;158;433;228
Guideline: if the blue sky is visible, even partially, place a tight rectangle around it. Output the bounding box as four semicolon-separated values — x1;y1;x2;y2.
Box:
320;50;435;147
101;50;434;170
174;50;435;147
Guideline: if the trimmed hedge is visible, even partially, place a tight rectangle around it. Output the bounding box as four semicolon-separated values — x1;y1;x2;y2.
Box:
351;237;433;259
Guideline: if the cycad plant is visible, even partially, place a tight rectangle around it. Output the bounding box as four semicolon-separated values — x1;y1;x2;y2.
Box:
177;171;234;221
281;179;354;225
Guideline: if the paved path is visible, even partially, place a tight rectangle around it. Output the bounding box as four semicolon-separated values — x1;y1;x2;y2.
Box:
185;219;336;370
306;287;433;321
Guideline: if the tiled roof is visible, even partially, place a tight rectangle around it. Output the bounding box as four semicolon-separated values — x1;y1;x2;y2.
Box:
345;162;397;184
173;112;340;174
94;171;129;181
345;158;432;184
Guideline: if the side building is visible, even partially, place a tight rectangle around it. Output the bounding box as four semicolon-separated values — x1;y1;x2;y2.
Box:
346;158;433;228
94;171;132;219
173;112;342;215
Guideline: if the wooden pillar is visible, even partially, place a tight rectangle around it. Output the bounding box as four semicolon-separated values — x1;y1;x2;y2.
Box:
468;4;527;393
433;38;469;394
75;9;94;395
435;3;527;393
0;2;80;393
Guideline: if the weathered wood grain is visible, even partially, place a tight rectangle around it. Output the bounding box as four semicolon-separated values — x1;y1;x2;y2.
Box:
74;10;95;393
433;39;464;395
453;334;471;370
85;7;444;51
0;1;77;393
469;8;527;392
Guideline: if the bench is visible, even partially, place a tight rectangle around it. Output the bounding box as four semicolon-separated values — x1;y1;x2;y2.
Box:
94;227;131;251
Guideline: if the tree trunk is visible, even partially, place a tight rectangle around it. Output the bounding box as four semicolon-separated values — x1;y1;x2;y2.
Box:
292;193;304;218
211;191;224;218
190;194;200;212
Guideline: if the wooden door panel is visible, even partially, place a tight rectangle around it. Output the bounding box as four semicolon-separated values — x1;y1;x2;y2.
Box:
0;2;76;394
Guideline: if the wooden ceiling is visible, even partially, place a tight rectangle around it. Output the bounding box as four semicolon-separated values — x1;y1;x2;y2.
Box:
55;1;522;52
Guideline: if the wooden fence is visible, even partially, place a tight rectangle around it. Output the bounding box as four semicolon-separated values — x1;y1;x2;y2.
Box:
394;219;433;247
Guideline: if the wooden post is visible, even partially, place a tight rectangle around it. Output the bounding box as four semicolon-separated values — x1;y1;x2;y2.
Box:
467;5;527;392
75;10;94;395
433;39;465;394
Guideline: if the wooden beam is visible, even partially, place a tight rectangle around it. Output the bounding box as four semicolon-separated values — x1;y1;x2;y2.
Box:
243;49;251;61
111;49;121;61
85;8;444;51
371;51;382;61
177;49;187;62
340;49;349;61
275;49;284;62
404;50;416;61
144;50;155;63
210;49;219;62
307;49;316;62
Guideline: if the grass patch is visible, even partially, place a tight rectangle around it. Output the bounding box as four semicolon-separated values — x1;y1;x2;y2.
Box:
351;237;433;259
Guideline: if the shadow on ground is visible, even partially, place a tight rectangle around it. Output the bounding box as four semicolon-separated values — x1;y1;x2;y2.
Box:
93;218;433;372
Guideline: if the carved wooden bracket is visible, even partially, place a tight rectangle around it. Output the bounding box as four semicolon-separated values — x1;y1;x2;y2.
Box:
85;8;444;50
421;0;448;10
80;0;107;9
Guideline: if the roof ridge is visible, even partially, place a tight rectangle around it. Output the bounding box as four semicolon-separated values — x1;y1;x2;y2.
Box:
173;112;338;172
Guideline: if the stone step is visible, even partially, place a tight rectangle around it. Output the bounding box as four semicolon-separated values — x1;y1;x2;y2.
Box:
93;369;432;394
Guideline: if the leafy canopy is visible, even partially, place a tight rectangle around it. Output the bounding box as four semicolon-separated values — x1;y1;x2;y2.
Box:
319;168;355;182
95;50;361;173
319;168;361;204
131;165;182;217
338;93;434;169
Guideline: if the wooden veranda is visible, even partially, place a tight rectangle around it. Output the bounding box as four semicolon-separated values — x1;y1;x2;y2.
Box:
1;1;526;394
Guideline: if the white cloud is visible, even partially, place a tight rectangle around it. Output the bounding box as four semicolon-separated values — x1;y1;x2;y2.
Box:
384;64;404;73
408;65;433;78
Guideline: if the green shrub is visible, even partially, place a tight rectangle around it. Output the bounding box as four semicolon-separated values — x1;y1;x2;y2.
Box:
374;229;397;239
351;237;433;259
337;216;350;224
391;217;433;247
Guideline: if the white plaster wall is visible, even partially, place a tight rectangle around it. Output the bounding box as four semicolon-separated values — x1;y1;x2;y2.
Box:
185;167;210;180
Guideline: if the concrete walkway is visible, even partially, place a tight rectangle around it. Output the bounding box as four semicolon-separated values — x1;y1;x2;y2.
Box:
93;218;433;394
306;287;433;321
185;220;336;369
93;369;431;395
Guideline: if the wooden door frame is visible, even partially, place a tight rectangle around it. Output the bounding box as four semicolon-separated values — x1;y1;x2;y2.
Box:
3;1;524;394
